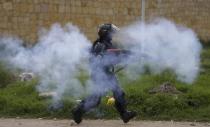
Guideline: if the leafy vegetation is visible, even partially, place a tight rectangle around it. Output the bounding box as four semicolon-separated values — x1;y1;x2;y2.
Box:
0;45;210;121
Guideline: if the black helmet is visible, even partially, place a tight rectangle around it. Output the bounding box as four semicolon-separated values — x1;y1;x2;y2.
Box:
98;23;120;39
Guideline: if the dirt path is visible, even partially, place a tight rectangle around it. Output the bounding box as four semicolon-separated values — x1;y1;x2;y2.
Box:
0;119;209;127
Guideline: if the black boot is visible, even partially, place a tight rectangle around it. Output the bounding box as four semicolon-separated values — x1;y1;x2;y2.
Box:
113;91;137;123
71;103;84;124
121;111;137;123
115;100;137;123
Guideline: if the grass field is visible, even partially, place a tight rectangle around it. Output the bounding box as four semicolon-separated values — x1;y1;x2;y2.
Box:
0;44;210;121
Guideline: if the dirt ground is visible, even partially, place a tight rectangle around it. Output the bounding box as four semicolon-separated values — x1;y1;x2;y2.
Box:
0;119;209;127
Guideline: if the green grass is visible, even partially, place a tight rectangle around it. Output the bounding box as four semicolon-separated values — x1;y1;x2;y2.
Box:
0;46;210;121
0;80;75;118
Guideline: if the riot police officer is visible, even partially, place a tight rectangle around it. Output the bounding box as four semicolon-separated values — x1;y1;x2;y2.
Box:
72;23;136;124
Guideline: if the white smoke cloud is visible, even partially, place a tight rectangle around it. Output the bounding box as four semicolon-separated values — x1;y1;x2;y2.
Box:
115;19;202;83
0;19;202;108
0;23;92;106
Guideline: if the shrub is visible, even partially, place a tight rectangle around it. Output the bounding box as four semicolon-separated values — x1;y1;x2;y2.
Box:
0;63;15;88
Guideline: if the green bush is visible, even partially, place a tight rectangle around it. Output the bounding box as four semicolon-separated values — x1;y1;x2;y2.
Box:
0;63;15;88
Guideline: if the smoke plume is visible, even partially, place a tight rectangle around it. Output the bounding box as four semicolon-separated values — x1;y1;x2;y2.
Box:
0;23;91;106
0;18;202;107
115;19;202;83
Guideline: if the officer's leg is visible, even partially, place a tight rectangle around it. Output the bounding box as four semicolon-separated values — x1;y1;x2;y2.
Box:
109;74;127;114
109;74;136;123
72;93;101;124
83;93;101;111
72;69;106;124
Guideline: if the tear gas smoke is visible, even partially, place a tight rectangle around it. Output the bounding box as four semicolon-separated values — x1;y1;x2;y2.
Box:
0;23;92;107
0;19;202;107
115;19;202;83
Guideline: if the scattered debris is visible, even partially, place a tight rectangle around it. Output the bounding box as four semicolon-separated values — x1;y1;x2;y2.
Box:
149;82;182;94
70;120;76;126
190;123;196;126
76;99;82;103
19;72;34;81
170;120;174;127
39;91;57;98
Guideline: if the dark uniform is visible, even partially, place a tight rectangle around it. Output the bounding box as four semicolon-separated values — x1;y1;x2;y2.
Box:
72;24;136;124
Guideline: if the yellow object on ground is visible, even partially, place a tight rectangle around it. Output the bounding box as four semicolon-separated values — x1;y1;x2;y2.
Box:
106;97;115;106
